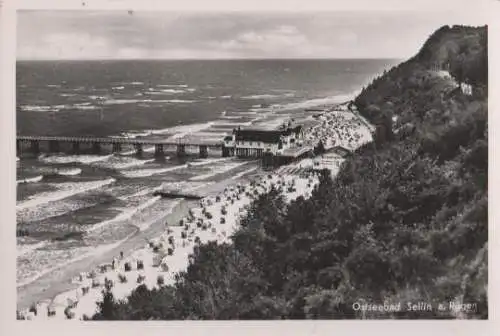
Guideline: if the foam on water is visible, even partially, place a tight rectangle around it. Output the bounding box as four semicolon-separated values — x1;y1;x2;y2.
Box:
16;178;116;212
92;157;155;170
189;161;250;181
17;198;100;224
232;167;258;180
57;168;82;176
17;234;134;287
86;195;162;233
17;175;44;184
241;94;287;100
273;93;355;112
39;154;113;165
21;105;60;112
121;164;189;178
157;84;188;88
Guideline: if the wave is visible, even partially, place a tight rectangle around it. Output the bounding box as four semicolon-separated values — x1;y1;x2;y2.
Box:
122;157;232;178
86;195;162;233
220;95;232;99
17;198;100;224
165;122;215;140
17;175;44;184
157;84;188;88
148;88;185;94
232;167;258;180
60;93;77;97
17;241;49;257
103;99;196;105
39;154;113;165
16;178;116;212
189;161;249;181
88;95;108;100
273;93;355;112
241;94;284;100
112;86;125;90
56;168;82;176
189;157;233;167
121;164;189;178
21;105;59;112
16;234;133;288
213;121;253;127
92;157;155;170
47;84;61;88
165;99;196;104
135;199;182;232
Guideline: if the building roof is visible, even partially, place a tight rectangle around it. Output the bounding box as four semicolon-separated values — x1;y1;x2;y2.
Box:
234;129;282;143
233;125;303;143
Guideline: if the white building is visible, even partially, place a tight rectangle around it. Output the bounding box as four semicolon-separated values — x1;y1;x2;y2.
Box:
223;125;305;158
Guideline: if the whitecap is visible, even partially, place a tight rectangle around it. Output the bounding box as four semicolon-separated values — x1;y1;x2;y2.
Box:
39;154;113;165
16;178;116;211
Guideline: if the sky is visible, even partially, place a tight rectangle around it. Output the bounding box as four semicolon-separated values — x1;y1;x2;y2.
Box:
17;10;488;60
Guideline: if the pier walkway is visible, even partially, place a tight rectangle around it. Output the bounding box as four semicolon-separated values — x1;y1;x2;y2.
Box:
16;135;225;158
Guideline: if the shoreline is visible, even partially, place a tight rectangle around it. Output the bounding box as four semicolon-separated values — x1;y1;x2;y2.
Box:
17;100;371;319
17;160;261;311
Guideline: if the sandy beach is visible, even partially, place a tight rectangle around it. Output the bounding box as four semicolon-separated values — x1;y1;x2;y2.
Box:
17;103;373;320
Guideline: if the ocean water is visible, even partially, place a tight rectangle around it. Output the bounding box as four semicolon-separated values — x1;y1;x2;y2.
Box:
16;59;397;286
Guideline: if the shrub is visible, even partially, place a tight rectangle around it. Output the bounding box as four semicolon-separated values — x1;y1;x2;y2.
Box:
157;275;165;286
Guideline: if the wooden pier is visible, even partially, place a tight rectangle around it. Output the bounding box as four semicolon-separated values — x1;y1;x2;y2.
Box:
16;135;226;158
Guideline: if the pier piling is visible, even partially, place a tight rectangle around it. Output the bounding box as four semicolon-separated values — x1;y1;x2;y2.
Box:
199;145;208;158
112;143;122;153
134;144;143;156
30;140;40;154
48;140;60;153
72;141;80;154
176;144;186;157
154;144;164;157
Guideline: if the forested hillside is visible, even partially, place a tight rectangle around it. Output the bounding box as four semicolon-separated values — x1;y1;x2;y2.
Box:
92;25;488;320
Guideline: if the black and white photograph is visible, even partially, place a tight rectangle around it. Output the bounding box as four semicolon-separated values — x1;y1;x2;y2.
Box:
8;0;491;323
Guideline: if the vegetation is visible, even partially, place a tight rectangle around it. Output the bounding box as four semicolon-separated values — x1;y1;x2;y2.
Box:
92;25;487;320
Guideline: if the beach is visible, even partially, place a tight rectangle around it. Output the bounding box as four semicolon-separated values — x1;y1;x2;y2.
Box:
17;102;374;320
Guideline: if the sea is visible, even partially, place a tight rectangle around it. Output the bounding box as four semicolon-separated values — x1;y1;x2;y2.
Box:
16;59;397;288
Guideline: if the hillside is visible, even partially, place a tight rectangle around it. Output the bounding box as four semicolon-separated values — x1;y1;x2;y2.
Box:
92;25;488;320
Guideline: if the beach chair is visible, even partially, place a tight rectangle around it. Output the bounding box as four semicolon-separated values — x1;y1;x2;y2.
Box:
28;303;37;316
118;274;128;283
160;261;169;272
136;275;146;284
92;278;101;288
47;304;56;317
64;307;75;320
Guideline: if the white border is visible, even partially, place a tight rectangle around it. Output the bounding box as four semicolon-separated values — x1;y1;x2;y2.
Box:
1;1;499;335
